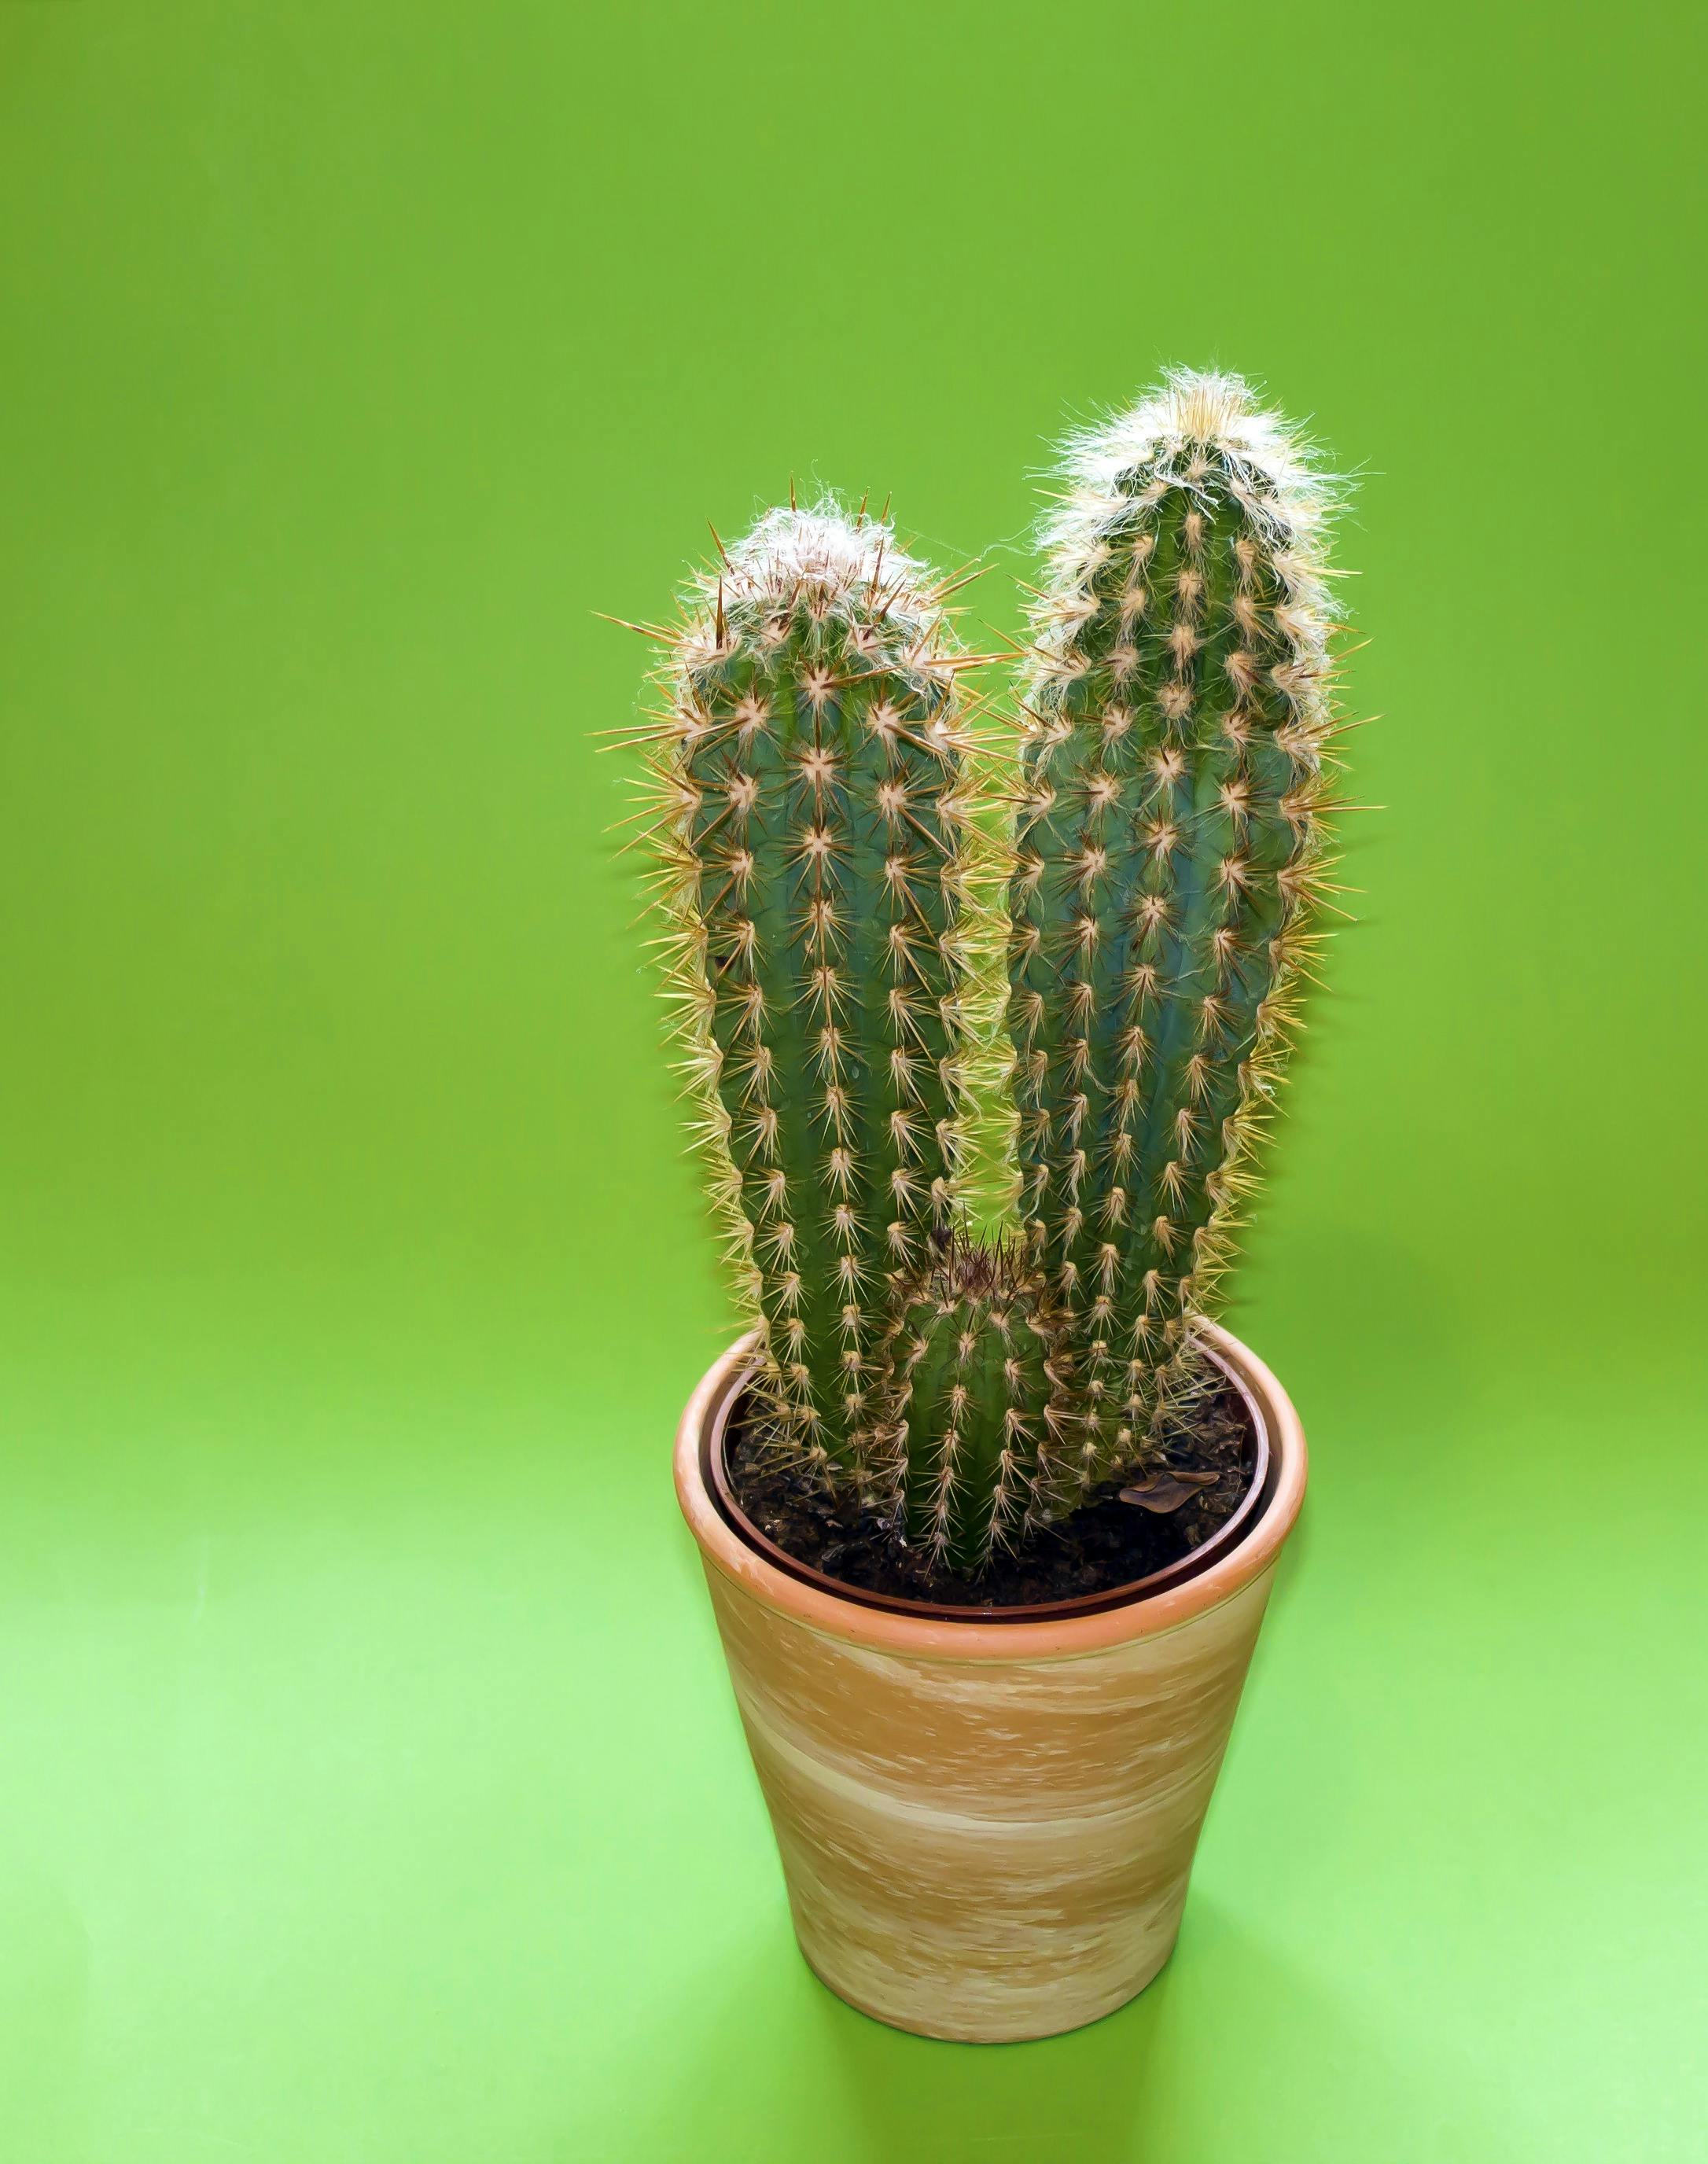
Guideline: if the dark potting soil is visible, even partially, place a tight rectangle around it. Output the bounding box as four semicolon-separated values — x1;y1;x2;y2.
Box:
723;1379;1256;1611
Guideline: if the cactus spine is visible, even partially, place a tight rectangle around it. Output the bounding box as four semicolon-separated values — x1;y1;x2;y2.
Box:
646;506;977;1475
1008;371;1339;1488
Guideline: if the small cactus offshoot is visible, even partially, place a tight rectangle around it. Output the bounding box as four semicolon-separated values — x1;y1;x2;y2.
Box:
629;371;1347;1577
874;1239;1072;1574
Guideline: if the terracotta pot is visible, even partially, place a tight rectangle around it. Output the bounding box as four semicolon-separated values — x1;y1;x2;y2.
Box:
674;1322;1307;2044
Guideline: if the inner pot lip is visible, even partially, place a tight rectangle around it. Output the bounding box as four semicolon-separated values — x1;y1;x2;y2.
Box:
703;1336;1275;1625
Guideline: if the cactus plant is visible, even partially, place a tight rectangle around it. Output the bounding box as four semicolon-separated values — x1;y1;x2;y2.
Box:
631;370;1344;1581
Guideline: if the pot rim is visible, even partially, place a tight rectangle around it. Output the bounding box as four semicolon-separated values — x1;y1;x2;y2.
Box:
705;1337;1272;1621
675;1320;1307;1662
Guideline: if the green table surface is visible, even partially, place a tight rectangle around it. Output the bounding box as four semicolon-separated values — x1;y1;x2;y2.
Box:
3;4;1703;2159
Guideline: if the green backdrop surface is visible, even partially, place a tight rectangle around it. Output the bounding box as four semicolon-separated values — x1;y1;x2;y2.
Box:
2;4;1704;2160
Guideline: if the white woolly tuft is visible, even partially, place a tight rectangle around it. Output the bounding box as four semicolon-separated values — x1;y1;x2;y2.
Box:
1052;367;1336;541
729;502;898;588
701;502;945;643
1037;369;1342;667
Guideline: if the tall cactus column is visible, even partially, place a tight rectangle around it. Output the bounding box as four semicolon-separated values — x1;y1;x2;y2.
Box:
647;508;975;1476
1008;371;1340;1488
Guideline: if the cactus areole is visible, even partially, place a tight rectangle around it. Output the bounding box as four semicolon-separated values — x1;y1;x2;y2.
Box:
633;370;1346;1599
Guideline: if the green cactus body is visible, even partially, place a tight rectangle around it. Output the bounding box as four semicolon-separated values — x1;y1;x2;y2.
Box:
879;1246;1067;1573
628;372;1347;1572
1008;373;1338;1488
651;508;973;1474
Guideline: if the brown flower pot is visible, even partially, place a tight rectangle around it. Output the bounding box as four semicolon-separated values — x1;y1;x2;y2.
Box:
674;1322;1308;2044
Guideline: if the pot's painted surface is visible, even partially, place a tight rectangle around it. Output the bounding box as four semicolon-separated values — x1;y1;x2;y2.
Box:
675;1324;1307;2043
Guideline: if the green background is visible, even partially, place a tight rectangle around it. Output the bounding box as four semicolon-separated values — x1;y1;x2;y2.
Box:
2;3;1703;2158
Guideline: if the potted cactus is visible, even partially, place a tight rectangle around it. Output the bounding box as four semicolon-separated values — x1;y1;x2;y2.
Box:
628;371;1345;2042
